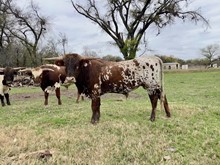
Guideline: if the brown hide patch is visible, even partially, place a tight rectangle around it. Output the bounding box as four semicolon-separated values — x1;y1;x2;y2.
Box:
75;59;104;97
133;59;140;66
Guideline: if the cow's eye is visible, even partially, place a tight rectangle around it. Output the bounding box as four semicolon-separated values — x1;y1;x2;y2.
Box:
73;66;78;70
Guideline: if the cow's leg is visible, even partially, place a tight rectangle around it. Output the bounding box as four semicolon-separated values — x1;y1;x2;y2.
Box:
148;93;159;121
0;94;5;106
4;93;10;105
91;97;101;124
55;88;62;105
163;94;171;118
76;92;80;103
44;92;49;105
81;95;84;101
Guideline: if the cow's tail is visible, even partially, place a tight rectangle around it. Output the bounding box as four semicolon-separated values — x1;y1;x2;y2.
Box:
159;58;165;111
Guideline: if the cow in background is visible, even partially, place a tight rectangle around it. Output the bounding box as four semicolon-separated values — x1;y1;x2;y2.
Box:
46;53;171;124
44;59;84;103
20;64;74;105
0;67;24;106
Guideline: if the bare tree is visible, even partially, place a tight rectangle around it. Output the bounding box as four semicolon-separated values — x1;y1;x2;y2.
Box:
82;46;99;58
71;0;209;60
0;0;19;66
58;32;68;55
3;0;48;66
0;0;13;49
200;44;220;67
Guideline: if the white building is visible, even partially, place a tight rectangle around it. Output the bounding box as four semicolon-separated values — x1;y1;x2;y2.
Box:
163;62;180;70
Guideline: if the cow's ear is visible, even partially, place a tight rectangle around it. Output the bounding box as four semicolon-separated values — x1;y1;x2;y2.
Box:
55;60;65;66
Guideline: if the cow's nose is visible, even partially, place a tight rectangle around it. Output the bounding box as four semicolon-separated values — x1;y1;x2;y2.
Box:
65;77;76;83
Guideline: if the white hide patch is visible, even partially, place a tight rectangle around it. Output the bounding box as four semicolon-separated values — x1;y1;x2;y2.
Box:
54;82;61;88
31;69;43;79
84;63;88;67
0;75;10;95
45;86;54;93
45;82;60;93
65;77;76;83
94;83;99;89
103;75;109;81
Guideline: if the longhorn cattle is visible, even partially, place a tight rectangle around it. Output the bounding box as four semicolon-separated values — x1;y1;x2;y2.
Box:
20;64;73;105
48;53;171;124
0;67;24;106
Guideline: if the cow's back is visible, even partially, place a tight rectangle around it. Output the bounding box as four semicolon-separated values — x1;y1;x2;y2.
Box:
100;56;163;95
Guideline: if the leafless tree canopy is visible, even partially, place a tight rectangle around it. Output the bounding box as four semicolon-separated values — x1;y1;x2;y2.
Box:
71;0;209;60
0;0;49;66
200;44;220;66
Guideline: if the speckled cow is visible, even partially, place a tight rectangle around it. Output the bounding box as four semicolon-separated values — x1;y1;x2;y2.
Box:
50;53;171;124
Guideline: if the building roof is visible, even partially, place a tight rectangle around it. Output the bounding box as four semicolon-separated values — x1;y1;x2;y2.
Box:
163;62;180;65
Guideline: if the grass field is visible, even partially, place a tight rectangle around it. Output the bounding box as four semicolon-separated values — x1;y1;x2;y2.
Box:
0;70;219;164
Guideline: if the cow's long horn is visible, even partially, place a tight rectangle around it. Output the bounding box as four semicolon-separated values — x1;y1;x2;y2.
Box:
18;68;32;75
13;67;26;72
19;68;31;72
43;56;63;61
0;68;4;72
41;68;55;72
19;68;34;73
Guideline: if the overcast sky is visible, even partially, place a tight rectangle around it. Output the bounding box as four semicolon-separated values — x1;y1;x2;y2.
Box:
19;0;220;60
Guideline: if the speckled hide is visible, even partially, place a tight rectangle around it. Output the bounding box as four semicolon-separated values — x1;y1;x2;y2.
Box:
99;57;162;96
57;53;171;123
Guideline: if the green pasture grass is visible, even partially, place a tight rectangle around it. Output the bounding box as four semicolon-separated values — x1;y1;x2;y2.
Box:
0;70;219;164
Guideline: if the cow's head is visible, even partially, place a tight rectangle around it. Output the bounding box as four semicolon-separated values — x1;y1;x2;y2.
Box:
44;53;84;82
0;67;24;86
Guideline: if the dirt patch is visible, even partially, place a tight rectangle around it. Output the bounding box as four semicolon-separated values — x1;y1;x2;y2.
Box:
10;87;76;101
10;86;141;102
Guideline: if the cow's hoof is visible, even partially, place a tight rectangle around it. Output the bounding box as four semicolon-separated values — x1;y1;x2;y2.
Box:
166;113;171;118
150;117;155;122
91;119;99;124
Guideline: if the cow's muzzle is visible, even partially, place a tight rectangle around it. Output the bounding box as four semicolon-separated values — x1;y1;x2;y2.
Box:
65;77;76;84
5;81;13;87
